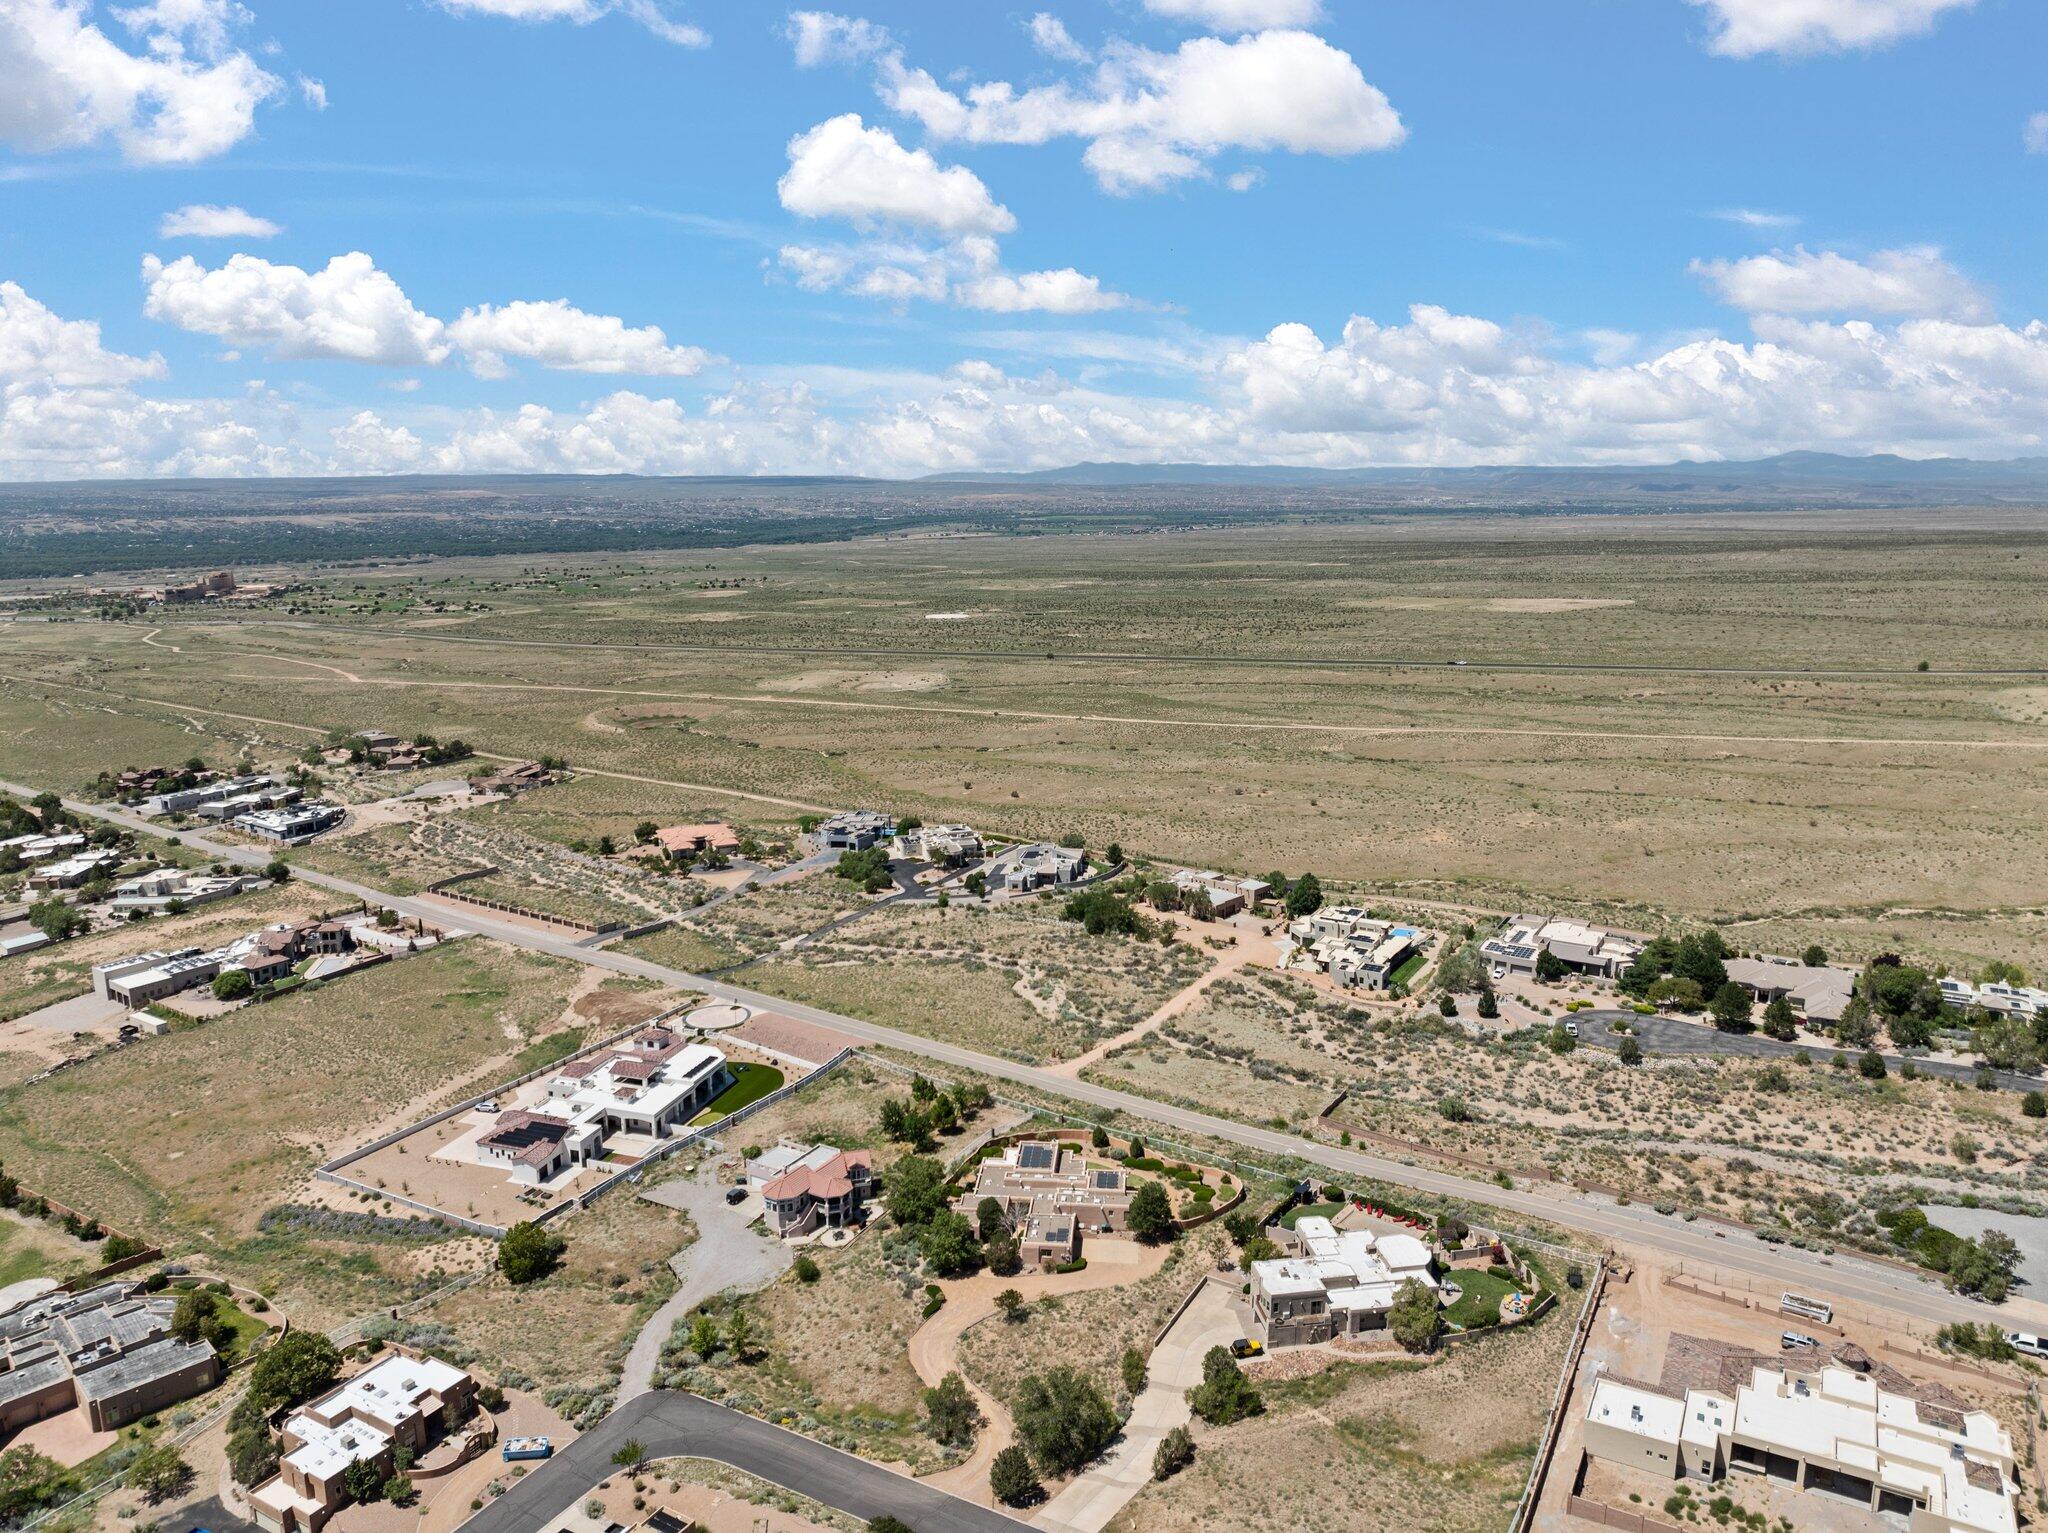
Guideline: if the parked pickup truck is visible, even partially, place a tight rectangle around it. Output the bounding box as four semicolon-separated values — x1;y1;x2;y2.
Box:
501;1436;552;1462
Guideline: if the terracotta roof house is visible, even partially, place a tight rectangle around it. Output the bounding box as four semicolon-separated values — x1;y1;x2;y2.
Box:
754;1146;874;1237
653;823;742;857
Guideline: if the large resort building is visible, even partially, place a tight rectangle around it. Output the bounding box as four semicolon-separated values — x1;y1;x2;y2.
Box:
476;1027;729;1185
1248;1216;1438;1346
0;1281;222;1438
1582;1336;2017;1533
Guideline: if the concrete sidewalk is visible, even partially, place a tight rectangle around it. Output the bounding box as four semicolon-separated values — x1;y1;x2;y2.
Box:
1032;1278;1243;1533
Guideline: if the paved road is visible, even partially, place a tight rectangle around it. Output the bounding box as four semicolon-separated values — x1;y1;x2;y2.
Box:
5;778;2017;1330
456;1389;1024;1533
181;616;2048;681
1572;1009;2043;1093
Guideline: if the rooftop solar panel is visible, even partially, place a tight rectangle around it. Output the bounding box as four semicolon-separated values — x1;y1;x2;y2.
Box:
1017;1143;1056;1169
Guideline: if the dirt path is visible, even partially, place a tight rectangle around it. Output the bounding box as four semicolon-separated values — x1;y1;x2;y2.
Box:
907;1240;1174;1506
1047;921;1279;1079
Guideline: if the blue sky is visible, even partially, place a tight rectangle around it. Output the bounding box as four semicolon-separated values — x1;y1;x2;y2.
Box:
1;0;2045;478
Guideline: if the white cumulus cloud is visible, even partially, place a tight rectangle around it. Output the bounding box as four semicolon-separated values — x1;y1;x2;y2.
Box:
448;298;718;378
142;250;453;366
786;9;889;66
1685;0;1975;57
1;278;165;386
778;114;1016;236
1027;13;1090;63
1691;246;1990;321
434;0;705;46
2026;112;2048;155
955;268;1131;315
875;28;1404;193
159;203;281;238
1142;0;1323;29
0;0;281;163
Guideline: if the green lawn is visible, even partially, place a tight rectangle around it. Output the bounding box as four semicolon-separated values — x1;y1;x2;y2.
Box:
0;1219;58;1289
1278;1201;1346;1229
690;1061;787;1125
1442;1269;1522;1330
1389;951;1428;989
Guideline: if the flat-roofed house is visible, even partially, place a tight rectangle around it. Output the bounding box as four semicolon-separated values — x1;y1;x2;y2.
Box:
817;810;895;852
105;949;224;1007
1580;1337;2018;1533
0;1281;222;1438
252;1353;476;1533
1248;1216;1438;1346
26;849;122;890
956;1141;1134;1269
896;824;984;866
993;843;1085;892
478;1031;730;1186
1169;869;1270;919
1481;914;1644;979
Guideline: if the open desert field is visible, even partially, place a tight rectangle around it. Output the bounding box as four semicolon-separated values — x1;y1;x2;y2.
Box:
1;513;2045;979
0;937;640;1324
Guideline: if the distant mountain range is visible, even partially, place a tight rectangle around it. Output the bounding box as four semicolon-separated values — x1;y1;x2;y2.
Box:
922;451;2048;493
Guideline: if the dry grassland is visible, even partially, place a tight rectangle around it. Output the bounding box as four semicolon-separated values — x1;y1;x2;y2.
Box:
0;938;589;1322
1107;1304;1574;1533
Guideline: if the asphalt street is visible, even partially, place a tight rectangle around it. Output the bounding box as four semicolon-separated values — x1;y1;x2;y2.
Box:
456;1390;1024;1533
6;778;2020;1334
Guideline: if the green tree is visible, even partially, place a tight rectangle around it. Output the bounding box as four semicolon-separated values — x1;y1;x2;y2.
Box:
1283;873;1323;919
989;1445;1041;1506
384;1473;416;1506
995;1288;1025;1323
1120;1346;1147;1395
1186;1346;1264;1425
1617;1035;1644;1065
1475;984;1499;1020
1647;976;1704;1011
1535;947;1567;983
1761;993;1797;1041
1710;982;1754;1034
634;820;658;843
1238;1235;1280;1271
612;1438;646;1467
725;1309;755;1363
1802;943;1827;967
0;1445;78;1523
249;1330;340;1410
1973;1014;2038;1071
341;1458;385;1504
1858;1048;1888;1080
1061;888;1145;936
498;1221;566;1285
1012;1367;1117;1476
1090;1123;1110;1149
1153;1425;1195;1481
2023;1090;2046;1119
885;1155;949;1228
26;899;84;942
1833;997;1878;1048
212;968;254;1000
1126;1181;1175;1243
1670;933;1728;995
984;1229;1021;1276
689;1312;721;1360
974;1196;1007;1242
228;1419;279;1487
793;1254;820;1284
923;1371;981;1445
170;1288;232;1350
1387;1278;1441;1353
920;1210;980;1276
125;1444;191;1504
265;859;291;883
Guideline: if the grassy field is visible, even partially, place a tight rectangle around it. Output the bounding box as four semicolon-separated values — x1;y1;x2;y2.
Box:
689;1060;785;1124
0;938;591;1324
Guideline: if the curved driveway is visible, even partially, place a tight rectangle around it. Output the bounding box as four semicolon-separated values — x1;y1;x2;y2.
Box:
455;1389;1023;1533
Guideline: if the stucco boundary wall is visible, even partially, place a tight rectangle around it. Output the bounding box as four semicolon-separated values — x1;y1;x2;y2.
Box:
313;998;712;1235
1509;1256;1610;1533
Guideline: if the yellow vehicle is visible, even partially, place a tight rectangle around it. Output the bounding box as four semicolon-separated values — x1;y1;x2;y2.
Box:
1230;1338;1263;1359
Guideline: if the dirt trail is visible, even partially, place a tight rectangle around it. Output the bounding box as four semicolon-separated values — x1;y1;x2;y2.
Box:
1047;920;1280;1079
907;1240;1173;1505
